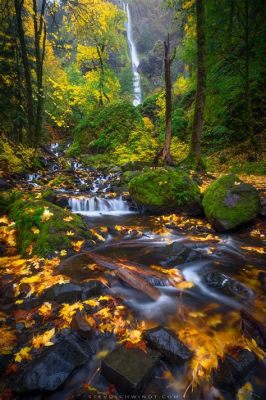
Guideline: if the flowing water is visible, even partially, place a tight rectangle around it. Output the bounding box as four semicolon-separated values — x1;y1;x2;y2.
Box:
124;3;142;106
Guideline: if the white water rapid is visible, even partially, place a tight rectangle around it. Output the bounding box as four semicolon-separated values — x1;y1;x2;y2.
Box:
124;3;142;106
68;196;133;217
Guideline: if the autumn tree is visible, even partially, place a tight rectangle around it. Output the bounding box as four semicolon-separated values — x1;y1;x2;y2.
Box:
66;0;124;106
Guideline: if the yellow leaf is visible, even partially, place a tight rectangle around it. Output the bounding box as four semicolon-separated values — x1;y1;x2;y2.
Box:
38;302;52;317
32;328;55;349
66;231;75;236
31;227;40;235
63;216;73;222
71;240;84;252
15;347;32;363
60;250;67;256
41;207;54;222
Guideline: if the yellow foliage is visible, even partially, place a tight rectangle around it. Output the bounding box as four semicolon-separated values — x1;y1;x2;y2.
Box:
173;75;190;96
32;328;55;349
0;326;16;355
15;346;32;363
143;117;154;131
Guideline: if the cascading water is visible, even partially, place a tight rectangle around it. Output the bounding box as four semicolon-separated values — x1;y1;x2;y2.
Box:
68;196;133;216
124;3;142;106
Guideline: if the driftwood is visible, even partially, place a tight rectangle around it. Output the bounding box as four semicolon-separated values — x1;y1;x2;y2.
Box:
116;269;161;301
88;253;161;300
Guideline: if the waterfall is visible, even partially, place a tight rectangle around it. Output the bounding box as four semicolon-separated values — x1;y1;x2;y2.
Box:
124;3;142;106
68;196;132;216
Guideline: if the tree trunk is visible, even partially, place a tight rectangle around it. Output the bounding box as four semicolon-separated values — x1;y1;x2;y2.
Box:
154;34;174;165
14;0;35;143
244;0;256;151
33;0;46;146
189;0;206;171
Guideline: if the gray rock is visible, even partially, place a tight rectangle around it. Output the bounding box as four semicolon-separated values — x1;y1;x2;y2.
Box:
42;283;82;303
17;335;93;392
101;346;160;394
144;327;192;364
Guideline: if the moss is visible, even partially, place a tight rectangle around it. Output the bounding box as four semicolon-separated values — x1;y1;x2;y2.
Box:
9;198;90;257
128;168;201;214
202;174;260;231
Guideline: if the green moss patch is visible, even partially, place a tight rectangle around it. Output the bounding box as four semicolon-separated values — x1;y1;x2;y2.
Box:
202;174;260;231
128;168;202;215
9;198;91;257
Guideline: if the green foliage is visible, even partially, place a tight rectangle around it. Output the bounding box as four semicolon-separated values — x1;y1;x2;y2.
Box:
0;136;36;174
129;168;201;213
9;197;89;257
73;101;144;153
202;174;260;231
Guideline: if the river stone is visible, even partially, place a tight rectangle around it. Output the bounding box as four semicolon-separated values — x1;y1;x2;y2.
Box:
213;349;257;393
202;174;260;232
203;271;254;302
42;283;82;303
71;310;92;339
101;346;160;394
144;327;192;364
17;335;93;393
80;281;104;299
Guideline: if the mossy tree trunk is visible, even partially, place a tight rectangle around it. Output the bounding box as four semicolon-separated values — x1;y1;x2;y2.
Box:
189;0;206;171
154;34;175;165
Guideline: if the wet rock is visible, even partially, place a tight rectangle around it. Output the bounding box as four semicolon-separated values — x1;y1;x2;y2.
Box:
241;310;266;351
101;346;160;394
259;271;266;294
71;310;92;339
213;349;257;393
42;283;82;303
144;327;192;364
203;271;254;302
16;334;93;393
80;281;104;299
162;242;192;267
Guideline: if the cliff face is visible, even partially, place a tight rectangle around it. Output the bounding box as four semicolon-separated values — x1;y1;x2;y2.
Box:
110;0;183;96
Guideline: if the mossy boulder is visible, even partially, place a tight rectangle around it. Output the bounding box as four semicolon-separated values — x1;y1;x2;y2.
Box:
202;174;260;232
9;197;91;257
128;168;202;215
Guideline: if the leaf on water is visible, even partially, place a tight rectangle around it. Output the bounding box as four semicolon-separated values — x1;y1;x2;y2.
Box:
32;328;55;349
14;347;32;363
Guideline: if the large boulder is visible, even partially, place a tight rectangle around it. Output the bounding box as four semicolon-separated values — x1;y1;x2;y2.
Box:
8;198;92;257
202;174;260;232
128;168;202;215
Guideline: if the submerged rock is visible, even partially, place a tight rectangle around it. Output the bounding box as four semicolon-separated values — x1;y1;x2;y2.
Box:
101;346;160;394
58;253;99;281
203;271;253;302
128;168;202;216
202;174;260;232
213;349;257;393
144;327;192;364
16;335;93;393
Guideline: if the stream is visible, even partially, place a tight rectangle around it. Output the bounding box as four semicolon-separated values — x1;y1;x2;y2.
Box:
4;149;266;399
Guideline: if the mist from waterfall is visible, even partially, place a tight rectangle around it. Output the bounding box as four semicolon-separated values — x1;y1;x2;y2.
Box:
124;3;142;106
